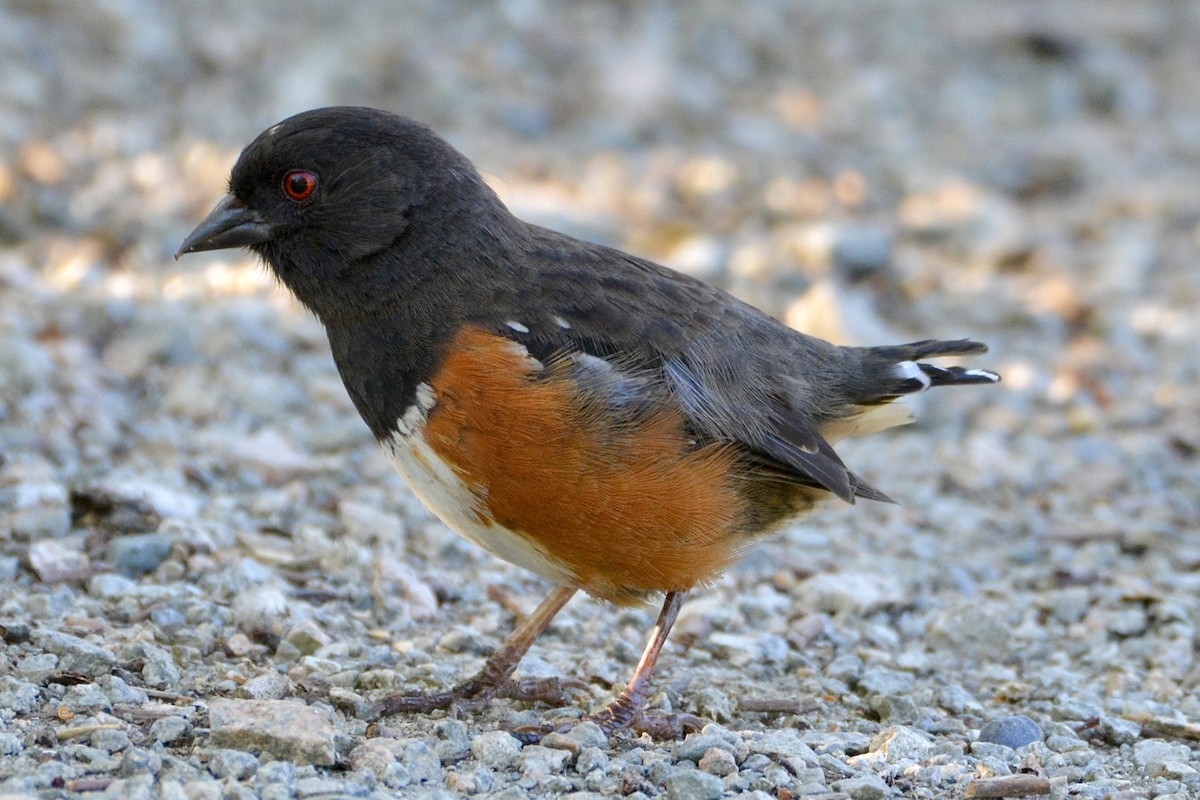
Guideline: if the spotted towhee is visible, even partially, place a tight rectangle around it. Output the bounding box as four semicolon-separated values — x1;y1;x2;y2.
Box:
178;107;999;738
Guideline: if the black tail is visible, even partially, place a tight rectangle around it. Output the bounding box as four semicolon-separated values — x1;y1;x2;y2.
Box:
864;339;1001;398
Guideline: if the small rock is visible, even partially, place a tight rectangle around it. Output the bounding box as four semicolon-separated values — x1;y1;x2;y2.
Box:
834;773;892;800
31;629;117;677
664;767;723;800
697;747;737;776
150;716;191;745
797;572;904;615
91;728;131;753
470;730;522;770
0;732;23;756
520;744;572;777
107;533;173;577
88;573;138;597
282;620;331;657
575;746;608;775
98;675;148;705
238;672;292;701
4;478;71;538
118;748;162;777
208;699;338;766
125;642;181;689
349;739;402;780
867;694;920;724
0;675;41;715
401;739;443;784
28;539;90;583
434;718;471;763
926;604;1012;661
868;726;935;761
978;716;1043;749
746;729;820;769
674;733;739;764
208;748;261;780
1133;739;1194;778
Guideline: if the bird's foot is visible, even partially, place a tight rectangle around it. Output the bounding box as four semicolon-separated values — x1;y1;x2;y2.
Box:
366;675;586;720
508;703;705;745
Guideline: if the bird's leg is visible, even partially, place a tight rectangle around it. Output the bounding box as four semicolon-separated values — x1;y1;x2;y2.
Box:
366;585;579;720
583;590;702;737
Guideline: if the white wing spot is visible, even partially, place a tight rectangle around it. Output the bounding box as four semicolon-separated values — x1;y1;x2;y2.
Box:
505;320;530;334
396;382;437;437
962;368;1001;382
552;315;571;330
896;361;932;390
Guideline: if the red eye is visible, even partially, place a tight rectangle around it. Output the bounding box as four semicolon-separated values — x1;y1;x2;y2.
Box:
282;170;317;202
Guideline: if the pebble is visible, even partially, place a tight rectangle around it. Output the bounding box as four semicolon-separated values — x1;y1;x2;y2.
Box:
208;699;338;766
125;642;181;688
977;715;1043;749
207;749;261;780
150;716;191;745
30;629;117;677
470;730;523;770
663;767;723;800
28;538;90;583
833;773;893;800
106;533;173;577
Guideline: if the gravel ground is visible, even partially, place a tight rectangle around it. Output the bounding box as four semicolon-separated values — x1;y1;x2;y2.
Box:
3;2;1200;799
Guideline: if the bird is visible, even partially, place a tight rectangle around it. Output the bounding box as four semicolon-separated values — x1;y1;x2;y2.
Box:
177;106;999;738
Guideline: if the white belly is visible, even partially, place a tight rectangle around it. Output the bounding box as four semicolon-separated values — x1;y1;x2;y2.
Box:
381;383;576;587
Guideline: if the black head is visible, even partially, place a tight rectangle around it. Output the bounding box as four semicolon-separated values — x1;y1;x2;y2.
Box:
177;107;503;317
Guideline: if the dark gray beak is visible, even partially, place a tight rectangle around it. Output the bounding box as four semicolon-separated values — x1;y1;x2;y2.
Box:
175;194;272;259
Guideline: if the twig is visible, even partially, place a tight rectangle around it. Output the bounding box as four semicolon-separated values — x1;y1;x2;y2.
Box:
57;723;124;741
965;774;1051;798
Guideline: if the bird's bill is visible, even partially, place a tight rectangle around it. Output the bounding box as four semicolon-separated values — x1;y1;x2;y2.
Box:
176;194;272;258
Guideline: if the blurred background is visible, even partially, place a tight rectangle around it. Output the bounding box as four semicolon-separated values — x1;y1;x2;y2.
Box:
1;0;1199;790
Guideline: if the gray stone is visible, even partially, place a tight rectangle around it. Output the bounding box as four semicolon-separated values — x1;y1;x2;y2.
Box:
0;732;23;756
107;533;173;577
92;728;131;753
834;773;892;799
404;739;444;785
125;642;181;688
470;730;522;770
868;726;935;761
238;671;292;701
434;717;470;763
520;744;572;777
98;675;148;705
1133;739;1194;778
867;693;920;724
63;682;113;712
745;730;819;768
697;747;737;776
88;573;138;598
208;699;337;766
282;619;331;656
118;748;162;777
254;760;296;789
207;749;261;780
978;715;1042;749
31;629;118;677
28;538;90;583
858;667;915;696
673;733;739;764
0;675;41;715
150;715;191;745
664;767;723;800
